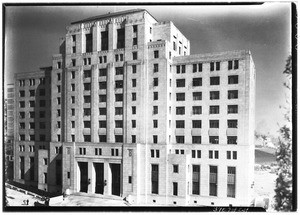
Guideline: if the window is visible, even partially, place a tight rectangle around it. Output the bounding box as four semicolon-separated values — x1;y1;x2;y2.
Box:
19;101;25;108
173;182;178;196
115;120;123;128
228;105;238;114
57;73;61;81
181;65;185;73
95;148;102;156
39;89;45;96
115;135;123;143
233;151;237;159
154;92;158;100
176;107;185;115
85;33;93;52
79;147;86;155
227;151;232;159
192;165;200;195
228;61;233;70
19;80;25;86
153;120;158;128
210;62;214;71
72;109;75;116
99;135;107;142
72;59;76;67
71;121;75;128
192;106;202;115
176;93;185;101
176;120;185;128
192;136;201;144
117;28;125;48
228;75;238;84
83;58;91;65
84;83;91;91
153;64;159;73
133;25;137;33
209;136;219;144
210;91;220;100
115;107;123;115
209;106;219;114
39;135;46;141
99;69;107;77
30;135;35;141
176;136;184;144
115;80;123;88
216;62;220;70
39;111;45;118
133;37;137;45
84;96;91;103
209;166;218;196
29;101;35;107
193;64;197;73
132;65;137;74
193;92;202;100
132;52;137;60
176;65;180;74
57;85;61;93
19;112;25;119
132;135;136;143
132;120;136;128
103;56;107;63
228;90;238;99
210;120;219;128
116;67;124;75
99;81;107;89
115;94;123;102
192;120;201;128
228;136;237;145
132;79;136;87
227;167;236;198
153;78;158;86
234;60;239;69
193;78;202;87
43;158;48;165
153;106;158;115
99;121;106;128
210;77;220;85
176;79;185;88
132;93;136;101
71;84;75;91
83;135;91;142
29;90;35;97
132;106;136;115
99;95;106;102
173;165;179;173
154;50;159;58
153;135;158;144
198;63;203;72
29;111;35;118
228;120;238;128
30;122;35;129
39;100;46;107
84;121;91;128
19;90;25;97
151;164;159;194
57;121;61;129
83;108;91;116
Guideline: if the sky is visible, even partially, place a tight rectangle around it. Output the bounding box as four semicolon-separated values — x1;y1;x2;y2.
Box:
4;3;292;136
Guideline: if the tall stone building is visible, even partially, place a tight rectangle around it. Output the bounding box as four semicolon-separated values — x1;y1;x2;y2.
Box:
13;9;255;206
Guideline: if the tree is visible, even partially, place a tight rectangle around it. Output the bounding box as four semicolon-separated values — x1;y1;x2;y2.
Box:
274;55;292;211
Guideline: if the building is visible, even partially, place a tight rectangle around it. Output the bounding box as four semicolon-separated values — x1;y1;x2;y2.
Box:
13;9;256;206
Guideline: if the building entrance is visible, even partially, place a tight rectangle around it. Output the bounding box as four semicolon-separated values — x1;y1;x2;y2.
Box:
94;163;104;194
78;162;88;193
110;163;121;196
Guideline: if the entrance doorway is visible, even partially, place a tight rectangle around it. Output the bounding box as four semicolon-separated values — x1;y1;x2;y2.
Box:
110;164;121;196
78;162;88;192
94;163;104;194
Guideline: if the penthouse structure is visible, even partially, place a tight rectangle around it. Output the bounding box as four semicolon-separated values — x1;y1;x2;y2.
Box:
13;9;255;206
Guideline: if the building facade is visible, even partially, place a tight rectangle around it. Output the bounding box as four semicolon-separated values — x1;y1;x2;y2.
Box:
13;9;255;206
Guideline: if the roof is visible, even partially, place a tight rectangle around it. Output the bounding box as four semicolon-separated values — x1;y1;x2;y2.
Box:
71;9;157;25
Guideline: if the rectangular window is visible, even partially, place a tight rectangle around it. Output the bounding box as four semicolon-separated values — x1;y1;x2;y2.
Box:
19;101;25;108
115;67;124;75
84;70;91;78
153;78;158;86
117;28;125;48
198;63;203;72
228;120;238;128
85;33;93;53
228;60;233;70
192;165;200;195
227;167;236;198
192;106;202;115
193;92;202;100
176;93;185;101
216;61;220;71
210;77;220;85
132;52;137;60
95;148;102;156
44;173;47;184
83;108;91;116
209;106;219;114
115;135;123;143
228;136;237;145
210;62;214;71
115;120;123;128
227;151;231;159
132;135;136;143
176;107;185;115
132;79;136;87
39;111;45;118
99;81;107;89
151;164;159;195
83;121;91;128
132;93;136;101
228;75;238;84
153;92;158;100
193;64;197;73
228;90;238;99
209;166;218;196
176;65;180;74
210;91;220;100
176;120;185;128
99;121;106;128
173;165;179;173
19;90;25;97
99;95;107;102
173;182;178;196
192;136;201;144
115;94;123;102
154;50;159;58
132;106;136;115
84;135;91;142
99;135;107;142
153;63;159;73
39;89;45;96
132;65;137;74
101;31;108;50
133;37;137;45
192;120;201;128
39;100;45;107
153;135;158;144
153;120;158;128
234;60;239;69
214;151;219;159
209;136;219;144
72;109;75;116
115;107;123;115
209;150;213;159
132;120;136;128
29;101;35;107
72;59;76;67
71;121;75;128
233;151;237;159
228;105;238;114
71;84;75;91
176;136;184;144
181;65;185;73
79;147;86;155
176;79;185;87
210;120;219;128
84;83;91;91
193;78;202;87
99;69;107;77
84;96;91;103
29;90;35;97
153;106;158;115
115;80;123;88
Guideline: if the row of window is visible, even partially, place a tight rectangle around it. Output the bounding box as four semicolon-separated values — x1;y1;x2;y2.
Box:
152;164;236;198
174;90;238;101
18;78;46;87
19;100;47;108
175;76;238;87
19;89;46;97
19;111;47;119
19;134;46;141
